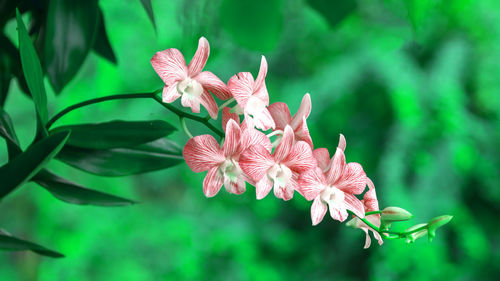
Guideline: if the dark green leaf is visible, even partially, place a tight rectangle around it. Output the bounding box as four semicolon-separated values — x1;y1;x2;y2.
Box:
0;231;64;258
16;9;48;125
0;131;70;199
92;8;117;64
139;0;157;31
56;138;183;176
32;170;135;206
50;120;176;149
44;0;99;93
0;107;22;159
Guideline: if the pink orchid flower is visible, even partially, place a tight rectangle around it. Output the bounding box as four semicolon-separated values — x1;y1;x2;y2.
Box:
227;56;275;131
268;93;313;148
346;178;384;248
239;125;317;201
151;37;232;119
298;134;366;225
183;119;270;196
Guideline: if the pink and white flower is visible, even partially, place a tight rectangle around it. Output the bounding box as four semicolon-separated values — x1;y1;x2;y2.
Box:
268;93;313;148
227;56;275;131
151;37;232;119
298;134;366;225
346;178;384;248
239;125;316;200
183;119;270;196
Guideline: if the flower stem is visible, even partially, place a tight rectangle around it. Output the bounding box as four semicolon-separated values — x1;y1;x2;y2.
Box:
347;210;422;240
218;97;236;111
179;117;193;138
46;90;224;139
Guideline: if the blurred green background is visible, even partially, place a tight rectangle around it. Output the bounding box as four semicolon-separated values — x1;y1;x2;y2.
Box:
1;0;499;280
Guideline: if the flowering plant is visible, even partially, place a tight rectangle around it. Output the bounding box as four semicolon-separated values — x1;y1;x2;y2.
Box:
0;10;451;257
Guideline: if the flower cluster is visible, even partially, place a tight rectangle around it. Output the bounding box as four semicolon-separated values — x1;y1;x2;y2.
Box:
151;37;449;248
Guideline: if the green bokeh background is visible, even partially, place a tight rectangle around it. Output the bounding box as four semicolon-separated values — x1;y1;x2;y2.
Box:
1;0;499;280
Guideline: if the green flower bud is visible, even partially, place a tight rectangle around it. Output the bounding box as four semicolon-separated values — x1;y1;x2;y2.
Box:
427;215;453;242
404;223;428;243
381;207;413;222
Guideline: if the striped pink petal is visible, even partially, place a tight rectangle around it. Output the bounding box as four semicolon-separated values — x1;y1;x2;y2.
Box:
290;93;311;130
228;72;254;108
297;167;326;201
222;107;240;133
283;141;316;173
239;145;274;182
203;166;223;197
338;134;346;152
188;37;209;77
256;177;273;199
240;127;272;153
274;185;294;201
362;228;372;249
181;93;201;113
325;147;346;185
344;193;365;218
311;196;328;225
254;56;268;92
313;148;330;171
294;116;313;148
200;89;219;119
363;178;379;212
249;107;275;131
151;48;188;85
268;102;291;130
274;125;294;162
223;119;241;157
162;83;181;103
196;71;232;100
224;177;246;195
337;162;366;195
183;135;225;172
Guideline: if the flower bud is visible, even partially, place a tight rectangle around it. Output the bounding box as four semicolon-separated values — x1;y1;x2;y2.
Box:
405;223;428;243
427;215;453;241
381;207;413;222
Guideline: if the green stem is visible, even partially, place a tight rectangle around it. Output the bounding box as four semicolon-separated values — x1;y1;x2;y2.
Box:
179;117;193;138
152;95;223;138
46;91;224;139
46;92;156;129
365;210;382;216
218;97;236;110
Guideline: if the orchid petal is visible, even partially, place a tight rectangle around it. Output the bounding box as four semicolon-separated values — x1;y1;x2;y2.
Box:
297;167;326;201
329;202;348;222
239;145;274;181
151;48;188;85
294;116;313;148
313;148;330;172
222;107;240;132
337;162;366;195
290;93;312;129
363;179;379;212
188;37;209;77
203;166;223;197
228;72;254;108
183;135;225;172
325;147;346;185
311;196;328;225
344;193;365;218
256;177;273;199
224;177;246;195
180;92;201;113
268;102;291;130
241;127;272;153
250;107;275;131
274;125;294;162
200;89;219;119
362;228;372;249
196;71;232;100
162;83;181;103
223;119;241;157
254;56;268;92
338;134;346;152
283;141;316;173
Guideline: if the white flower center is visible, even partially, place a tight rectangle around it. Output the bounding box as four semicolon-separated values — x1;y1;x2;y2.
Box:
320;186;345;206
219;158;242;183
245;96;266;118
267;163;292;190
177;78;203;98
